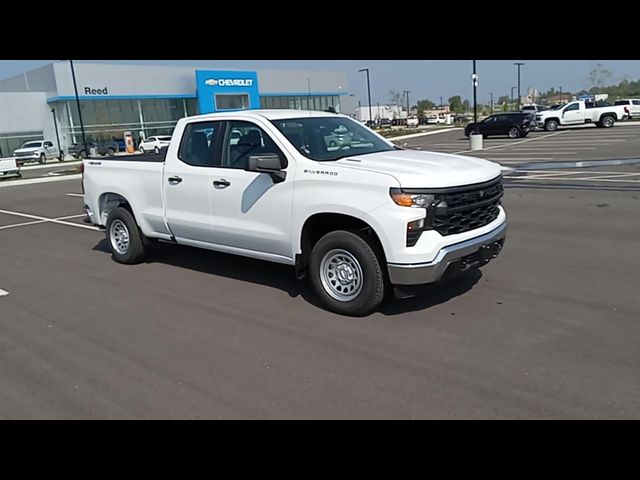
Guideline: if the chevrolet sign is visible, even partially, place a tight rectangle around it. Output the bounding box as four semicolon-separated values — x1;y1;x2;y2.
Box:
204;78;254;87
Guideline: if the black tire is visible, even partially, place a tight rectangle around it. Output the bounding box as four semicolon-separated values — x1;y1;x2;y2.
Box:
309;230;386;316
507;127;520;138
154;146;160;154
600;115;615;128
105;207;147;264
79;150;87;159
544;119;558;131
329;140;338;147
107;148;115;156
39;153;46;164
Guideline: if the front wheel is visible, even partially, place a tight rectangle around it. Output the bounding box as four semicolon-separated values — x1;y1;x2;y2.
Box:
309;230;386;316
106;207;147;264
544;119;558;131
601;116;615;128
39;153;46;164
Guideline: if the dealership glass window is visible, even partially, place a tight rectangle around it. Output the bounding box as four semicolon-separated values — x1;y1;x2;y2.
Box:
259;95;340;112
186;99;198;116
215;94;250;111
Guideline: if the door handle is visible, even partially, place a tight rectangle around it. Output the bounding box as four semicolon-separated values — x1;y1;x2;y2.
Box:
168;176;182;184
213;179;230;189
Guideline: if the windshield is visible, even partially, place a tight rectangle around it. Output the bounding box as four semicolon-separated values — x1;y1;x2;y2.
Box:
270;116;395;161
21;141;43;149
549;104;563;110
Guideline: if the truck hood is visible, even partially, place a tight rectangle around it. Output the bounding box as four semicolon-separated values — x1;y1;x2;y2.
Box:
335;149;502;188
13;147;40;154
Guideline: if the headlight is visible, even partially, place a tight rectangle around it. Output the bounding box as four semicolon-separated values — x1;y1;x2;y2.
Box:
389;188;434;208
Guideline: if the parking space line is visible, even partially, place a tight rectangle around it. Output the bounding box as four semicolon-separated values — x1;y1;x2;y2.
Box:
454;131;565;154
0;220;48;231
0;289;9;297
0;209;101;232
65;193;84;197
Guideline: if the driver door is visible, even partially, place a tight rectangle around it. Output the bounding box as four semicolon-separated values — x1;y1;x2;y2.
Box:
208;119;295;260
561;102;582;125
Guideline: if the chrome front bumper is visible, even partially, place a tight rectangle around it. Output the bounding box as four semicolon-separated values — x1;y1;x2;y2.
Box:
387;222;507;285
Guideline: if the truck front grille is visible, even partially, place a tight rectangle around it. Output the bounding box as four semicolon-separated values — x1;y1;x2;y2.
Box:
430;177;503;236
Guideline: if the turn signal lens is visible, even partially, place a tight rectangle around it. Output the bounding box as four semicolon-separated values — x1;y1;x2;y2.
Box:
390;189;434;208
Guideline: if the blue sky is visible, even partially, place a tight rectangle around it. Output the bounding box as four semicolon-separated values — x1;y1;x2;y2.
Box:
2;60;639;105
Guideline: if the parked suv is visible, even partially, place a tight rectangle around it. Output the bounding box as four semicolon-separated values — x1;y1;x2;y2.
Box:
139;136;172;154
614;99;640;118
465;112;535;138
69;142;97;159
13;140;61;165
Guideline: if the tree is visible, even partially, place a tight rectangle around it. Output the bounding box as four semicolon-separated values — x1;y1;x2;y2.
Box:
415;99;436;114
448;95;463;113
502;102;508;112
589;63;612;89
389;89;403;111
462;99;470;112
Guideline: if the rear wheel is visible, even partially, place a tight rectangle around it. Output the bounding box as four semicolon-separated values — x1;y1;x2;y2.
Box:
106;207;147;264
544;119;558;131
601;115;615;128
507;127;520;138
79;150;87;159
309;230;386;316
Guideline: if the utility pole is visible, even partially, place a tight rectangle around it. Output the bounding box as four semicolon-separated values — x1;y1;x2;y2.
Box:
511;86;516;111
490;92;493;114
403;90;411;118
559;86;563;104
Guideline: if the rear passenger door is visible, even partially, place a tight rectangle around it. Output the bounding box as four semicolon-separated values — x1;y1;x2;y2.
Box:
163;121;224;244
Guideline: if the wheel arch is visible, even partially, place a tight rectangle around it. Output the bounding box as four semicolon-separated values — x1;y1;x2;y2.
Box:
296;212;387;274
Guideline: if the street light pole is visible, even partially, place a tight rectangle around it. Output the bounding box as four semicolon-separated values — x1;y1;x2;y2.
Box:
440;96;443;108
359;68;373;126
511;86;516;111
559;86;563;104
51;108;62;161
69;60;88;155
472;60;478;125
490;92;494;114
514;62;525;110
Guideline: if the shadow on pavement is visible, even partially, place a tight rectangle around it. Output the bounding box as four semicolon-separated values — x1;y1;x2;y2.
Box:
93;238;481;316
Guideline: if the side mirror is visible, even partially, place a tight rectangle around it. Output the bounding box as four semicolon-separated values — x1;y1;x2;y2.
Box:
247;153;286;183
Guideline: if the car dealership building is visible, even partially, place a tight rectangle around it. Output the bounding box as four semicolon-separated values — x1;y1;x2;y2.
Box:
0;62;351;157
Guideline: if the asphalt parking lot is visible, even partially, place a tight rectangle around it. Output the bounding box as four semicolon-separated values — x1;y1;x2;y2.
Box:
398;123;640;190
1;124;639;419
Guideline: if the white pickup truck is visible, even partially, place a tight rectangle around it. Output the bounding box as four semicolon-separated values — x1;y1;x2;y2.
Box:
536;100;628;131
0;157;21;179
83;110;506;316
13;140;61;165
